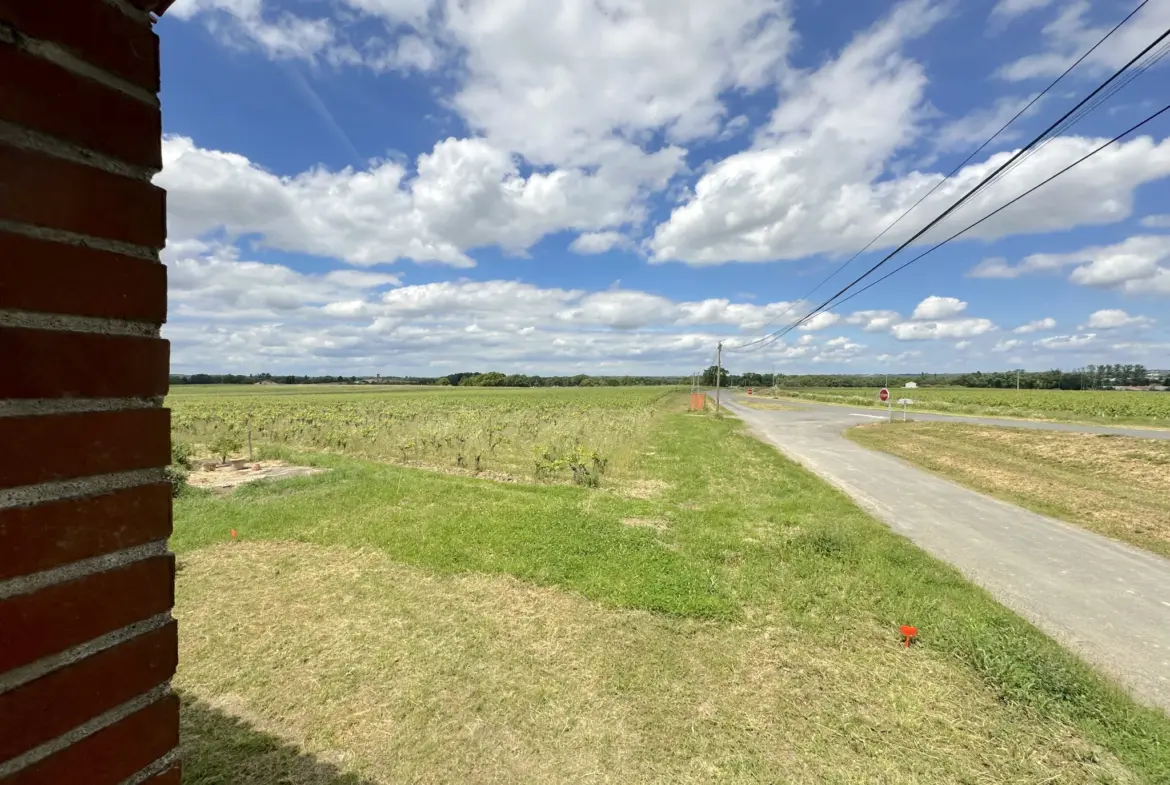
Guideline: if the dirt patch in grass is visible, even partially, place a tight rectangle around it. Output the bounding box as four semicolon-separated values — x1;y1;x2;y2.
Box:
848;422;1170;558
176;542;1136;785
187;460;327;490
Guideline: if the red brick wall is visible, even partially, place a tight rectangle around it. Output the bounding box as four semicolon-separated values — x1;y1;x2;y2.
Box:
0;1;178;782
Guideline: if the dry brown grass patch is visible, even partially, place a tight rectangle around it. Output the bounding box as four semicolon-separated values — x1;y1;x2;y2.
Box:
175;542;1132;784
616;478;669;499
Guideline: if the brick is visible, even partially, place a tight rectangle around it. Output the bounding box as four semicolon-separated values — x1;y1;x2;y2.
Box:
0;1;159;93
0;409;170;490
0;483;173;582
0;328;169;399
0;621;176;761
3;693;179;785
0;555;174;673
0;145;165;249
0;46;161;170
0;231;165;322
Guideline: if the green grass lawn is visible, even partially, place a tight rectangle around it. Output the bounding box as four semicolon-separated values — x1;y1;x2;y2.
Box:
173;397;1170;783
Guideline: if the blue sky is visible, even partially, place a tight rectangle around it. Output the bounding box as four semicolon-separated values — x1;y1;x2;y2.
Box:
156;0;1170;376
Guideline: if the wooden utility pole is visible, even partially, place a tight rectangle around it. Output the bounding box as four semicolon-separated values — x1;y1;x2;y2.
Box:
715;342;723;414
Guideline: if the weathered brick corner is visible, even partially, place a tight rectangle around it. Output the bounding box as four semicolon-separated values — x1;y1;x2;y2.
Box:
1;0;178;782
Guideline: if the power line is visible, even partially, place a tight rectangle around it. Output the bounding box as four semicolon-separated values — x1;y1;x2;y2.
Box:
746;100;1170;355
969;34;1170;205
813;102;1170;317
726;0;1152;353
732;22;1170;353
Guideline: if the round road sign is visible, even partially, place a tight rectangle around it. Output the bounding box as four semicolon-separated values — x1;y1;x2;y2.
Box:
879;387;890;402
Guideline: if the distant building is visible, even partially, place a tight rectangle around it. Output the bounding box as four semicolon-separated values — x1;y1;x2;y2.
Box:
904;381;918;388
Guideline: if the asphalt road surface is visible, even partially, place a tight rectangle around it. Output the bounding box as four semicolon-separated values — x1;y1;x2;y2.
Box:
759;395;1170;439
718;393;1170;713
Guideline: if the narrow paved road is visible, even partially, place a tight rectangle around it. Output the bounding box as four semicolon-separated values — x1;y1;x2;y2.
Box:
719;394;1170;713
761;396;1170;439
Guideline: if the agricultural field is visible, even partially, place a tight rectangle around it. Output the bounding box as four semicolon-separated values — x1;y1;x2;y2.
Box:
169;385;673;485
169;387;1170;784
764;386;1170;426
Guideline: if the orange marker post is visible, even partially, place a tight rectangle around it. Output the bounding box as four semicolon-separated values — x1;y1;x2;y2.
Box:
900;625;917;648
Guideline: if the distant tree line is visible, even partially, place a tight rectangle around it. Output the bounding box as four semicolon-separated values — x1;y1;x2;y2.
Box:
947;364;1160;390
446;372;684;387
171;371;686;387
172;363;1168;390
171;373;365;385
704;363;1168;390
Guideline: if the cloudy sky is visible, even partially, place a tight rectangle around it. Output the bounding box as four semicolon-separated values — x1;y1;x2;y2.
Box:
157;0;1170;376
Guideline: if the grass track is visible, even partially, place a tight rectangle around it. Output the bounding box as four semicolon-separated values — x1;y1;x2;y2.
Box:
173;394;1170;783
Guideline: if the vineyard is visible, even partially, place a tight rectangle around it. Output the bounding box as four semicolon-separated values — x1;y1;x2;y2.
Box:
766;387;1170;425
169;385;677;484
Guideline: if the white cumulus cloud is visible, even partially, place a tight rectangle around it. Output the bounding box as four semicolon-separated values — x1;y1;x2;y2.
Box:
990;0;1057;22
165;242;401;319
649;4;1170;266
891;318;996;341
1140;214;1170;228
996;1;1170;82
167;0;1170;273
911;296;967;320
1082;309;1155;330
157;135;647;267
1034;333;1096;349
1013;317;1056;334
845;310;904;332
968;235;1170;295
569;231;629;255
797;312;842;332
1069;254;1160;288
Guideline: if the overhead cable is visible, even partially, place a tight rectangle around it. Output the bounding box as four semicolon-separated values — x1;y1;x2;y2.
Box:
729;21;1170;353
744;100;1170;354
728;0;1152;352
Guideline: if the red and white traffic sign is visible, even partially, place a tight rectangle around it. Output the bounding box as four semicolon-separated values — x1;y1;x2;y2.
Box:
879;387;890;402
747;387;754;395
